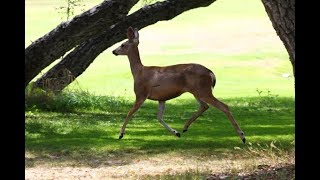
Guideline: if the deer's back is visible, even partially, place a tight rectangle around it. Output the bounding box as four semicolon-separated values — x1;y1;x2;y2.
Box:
139;63;215;101
145;63;213;76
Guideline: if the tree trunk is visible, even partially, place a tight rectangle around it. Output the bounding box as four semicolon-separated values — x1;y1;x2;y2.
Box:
25;0;139;87
261;0;295;77
34;0;216;92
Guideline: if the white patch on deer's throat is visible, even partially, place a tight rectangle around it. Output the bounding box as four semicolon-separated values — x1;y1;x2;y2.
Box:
134;30;139;38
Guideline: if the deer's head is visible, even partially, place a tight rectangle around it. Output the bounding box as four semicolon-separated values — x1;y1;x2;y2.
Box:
112;27;139;56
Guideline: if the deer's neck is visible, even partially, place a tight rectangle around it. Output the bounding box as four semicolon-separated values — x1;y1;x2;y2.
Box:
127;46;143;77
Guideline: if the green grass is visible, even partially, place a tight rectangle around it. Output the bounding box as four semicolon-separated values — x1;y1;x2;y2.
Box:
25;90;294;168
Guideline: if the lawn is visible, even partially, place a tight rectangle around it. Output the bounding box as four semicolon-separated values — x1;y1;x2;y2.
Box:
25;0;295;179
25;91;294;178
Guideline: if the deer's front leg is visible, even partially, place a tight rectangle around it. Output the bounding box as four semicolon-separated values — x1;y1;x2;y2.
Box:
119;98;146;139
157;101;181;137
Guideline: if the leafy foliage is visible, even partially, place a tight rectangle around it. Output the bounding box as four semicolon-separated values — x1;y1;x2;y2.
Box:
56;0;85;20
25;86;129;112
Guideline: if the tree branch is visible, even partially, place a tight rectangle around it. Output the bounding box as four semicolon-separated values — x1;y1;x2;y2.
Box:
25;0;139;87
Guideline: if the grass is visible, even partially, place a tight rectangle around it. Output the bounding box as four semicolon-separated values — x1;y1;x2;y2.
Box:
25;0;295;178
25;90;294;178
25;90;294;168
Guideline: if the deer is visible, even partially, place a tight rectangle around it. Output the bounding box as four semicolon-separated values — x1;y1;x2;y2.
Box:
112;27;246;143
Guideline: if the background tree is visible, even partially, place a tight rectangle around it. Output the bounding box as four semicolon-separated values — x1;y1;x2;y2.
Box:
261;0;295;77
56;0;85;21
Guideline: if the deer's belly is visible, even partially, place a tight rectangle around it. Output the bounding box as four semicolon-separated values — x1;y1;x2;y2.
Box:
147;86;185;101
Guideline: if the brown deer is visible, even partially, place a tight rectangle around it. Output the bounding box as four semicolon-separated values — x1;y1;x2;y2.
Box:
112;27;246;143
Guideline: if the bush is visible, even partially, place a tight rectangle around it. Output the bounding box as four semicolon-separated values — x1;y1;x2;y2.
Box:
25;85;129;112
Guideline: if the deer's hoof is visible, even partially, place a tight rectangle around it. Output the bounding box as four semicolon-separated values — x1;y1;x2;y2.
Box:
242;137;246;144
119;133;124;139
176;132;181;138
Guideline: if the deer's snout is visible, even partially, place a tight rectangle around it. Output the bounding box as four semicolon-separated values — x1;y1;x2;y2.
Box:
112;50;118;56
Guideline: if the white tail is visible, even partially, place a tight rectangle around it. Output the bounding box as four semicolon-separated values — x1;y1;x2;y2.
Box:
112;27;246;143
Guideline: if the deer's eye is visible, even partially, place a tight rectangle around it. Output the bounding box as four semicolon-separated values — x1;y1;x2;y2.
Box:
121;44;124;47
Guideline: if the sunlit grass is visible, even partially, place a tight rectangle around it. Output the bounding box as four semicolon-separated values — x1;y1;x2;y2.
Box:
25;89;294;168
63;50;294;98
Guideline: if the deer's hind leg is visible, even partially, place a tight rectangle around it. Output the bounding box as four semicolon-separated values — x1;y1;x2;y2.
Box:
199;94;246;143
182;98;209;133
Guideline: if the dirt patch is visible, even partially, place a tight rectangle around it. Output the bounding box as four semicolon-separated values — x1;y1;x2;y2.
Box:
206;164;295;180
25;154;294;179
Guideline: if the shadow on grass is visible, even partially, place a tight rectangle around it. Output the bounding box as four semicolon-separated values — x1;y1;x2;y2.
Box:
25;96;294;167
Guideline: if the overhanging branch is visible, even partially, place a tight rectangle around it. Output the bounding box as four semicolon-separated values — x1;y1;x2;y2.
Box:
25;0;139;87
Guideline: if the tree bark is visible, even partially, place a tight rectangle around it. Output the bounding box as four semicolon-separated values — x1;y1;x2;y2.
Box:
261;0;295;77
25;0;139;87
34;0;216;92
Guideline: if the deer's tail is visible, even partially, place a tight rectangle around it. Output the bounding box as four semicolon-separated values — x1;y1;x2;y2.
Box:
210;72;216;88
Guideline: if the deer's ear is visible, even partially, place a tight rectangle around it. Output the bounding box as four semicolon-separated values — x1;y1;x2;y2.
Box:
127;27;135;40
